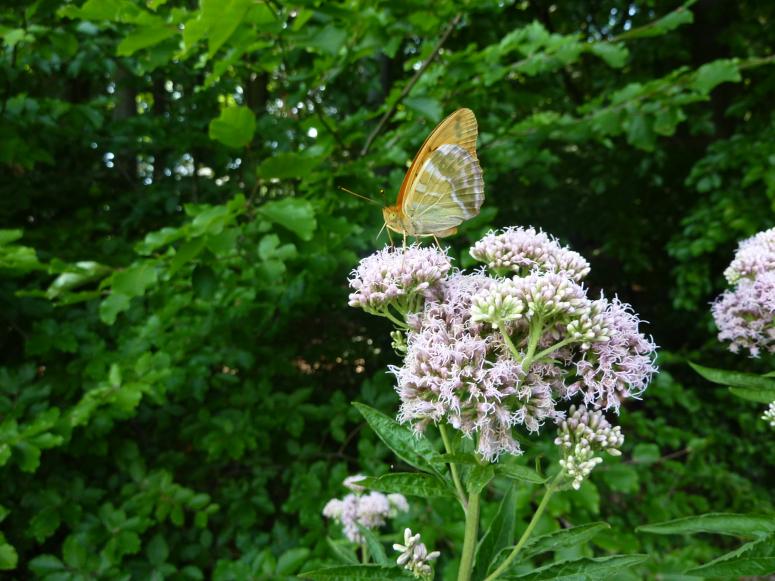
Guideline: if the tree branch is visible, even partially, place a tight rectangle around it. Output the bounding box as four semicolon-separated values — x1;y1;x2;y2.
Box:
360;13;462;157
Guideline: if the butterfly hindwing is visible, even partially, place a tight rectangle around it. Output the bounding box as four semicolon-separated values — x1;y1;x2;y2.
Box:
402;143;484;235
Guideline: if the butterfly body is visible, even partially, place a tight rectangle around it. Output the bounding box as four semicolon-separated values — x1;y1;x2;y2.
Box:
382;109;484;238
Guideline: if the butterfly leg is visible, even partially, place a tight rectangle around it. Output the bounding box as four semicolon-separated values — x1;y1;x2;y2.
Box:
386;227;394;247
432;234;444;251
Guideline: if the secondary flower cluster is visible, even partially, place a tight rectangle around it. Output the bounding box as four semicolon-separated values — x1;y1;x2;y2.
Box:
554;405;624;489
393;528;440;580
348;227;657;463
763;402;775;429
713;227;775;357
322;475;409;543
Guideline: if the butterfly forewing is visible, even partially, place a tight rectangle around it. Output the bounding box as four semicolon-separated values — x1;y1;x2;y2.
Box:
402;143;484;235
396;109;479;208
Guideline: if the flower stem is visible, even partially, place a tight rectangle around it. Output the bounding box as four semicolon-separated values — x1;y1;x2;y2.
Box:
483;472;563;581
439;423;467;511
499;326;522;362
522;316;544;370
457;489;480;581
532;336;575;363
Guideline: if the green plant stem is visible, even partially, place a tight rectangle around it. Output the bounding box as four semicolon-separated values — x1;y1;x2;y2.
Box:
439;423;467;511
522;316;544;369
483;472;563;581
532;336;575;362
457;489;480;581
361;543;368;564
499;325;522;362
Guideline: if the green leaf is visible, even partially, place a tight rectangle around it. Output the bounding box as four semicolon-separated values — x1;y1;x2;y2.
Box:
358;526;389;566
638;513;775;537
688;534;775;576
304;565;412;580
616;2;694;39
521;522;611;560
404;97;443;121
588;42;628;68
112;263;158;297
632;443;660;464
28;555;65;575
257;152;322;179
0;535;17;570
729;386;775;403
62;535;87;568
276;547;310;575
99;292;131;325
353;403;443;476
359;473;453;498
599;464;639;493
170;237;206;275
496;462;547;484
693;59;741;93
326;538;358;565
474;485;516;580
258;198;317;241
147;533;169;566
192;265;218;300
466;464;495;494
433;453;479;465
689;362;775;390
117;23;176;56
208;106;256;148
507;554;648;580
306;25;347;55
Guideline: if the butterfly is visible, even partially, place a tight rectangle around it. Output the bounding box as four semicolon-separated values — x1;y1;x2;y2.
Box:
382;108;484;241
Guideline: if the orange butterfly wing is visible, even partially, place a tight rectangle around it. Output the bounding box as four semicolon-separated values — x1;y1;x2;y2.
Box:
395;108;479;208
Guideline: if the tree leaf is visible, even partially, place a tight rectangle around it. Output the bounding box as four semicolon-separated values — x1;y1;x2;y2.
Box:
507;554;648;580
404;97;443;121
117;23;176;56
473;485;516;580
688;534;775;576
638;513;775;537
359;473;452;498
257;152;322;179
693;59;741;93
258;198;317;241
276;547;310;575
353;403;444;475
588;43;628;68
303;565;412;580
208;106;256;148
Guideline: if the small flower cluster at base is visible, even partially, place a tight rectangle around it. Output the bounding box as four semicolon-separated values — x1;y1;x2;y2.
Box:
555;405;624;489
322;475;409;543
470;226;590;281
393;528;440;580
724;227;775;284
763;402;775;428
348;245;451;315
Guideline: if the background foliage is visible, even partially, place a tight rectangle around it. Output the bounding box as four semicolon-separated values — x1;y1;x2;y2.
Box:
1;0;774;578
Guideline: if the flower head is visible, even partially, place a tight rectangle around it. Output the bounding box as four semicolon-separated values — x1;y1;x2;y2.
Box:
323;475;409;543
712;272;775;357
393;528;440;580
348;244;451;314
724;227;775;284
471;226;590;281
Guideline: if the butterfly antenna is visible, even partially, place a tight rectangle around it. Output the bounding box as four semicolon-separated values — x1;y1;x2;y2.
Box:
339;186;380;205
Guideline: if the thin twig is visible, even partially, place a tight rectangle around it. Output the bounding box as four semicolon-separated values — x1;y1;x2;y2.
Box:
360;13;462;157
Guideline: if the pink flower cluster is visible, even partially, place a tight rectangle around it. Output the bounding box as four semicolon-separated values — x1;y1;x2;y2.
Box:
713;227;775;357
348;228;657;462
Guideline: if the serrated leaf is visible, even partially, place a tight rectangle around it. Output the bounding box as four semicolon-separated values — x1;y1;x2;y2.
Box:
208;106;256;148
326;538;358;565
589;42;628;68
693;59;741;94
359;473;452;498
304;565;412;580
638;513;775;537
474;485;516;580
507;554;648;580
496;462;546;484
522;523;611;560
689;362;775;391
689;534;775;576
353;403;444;475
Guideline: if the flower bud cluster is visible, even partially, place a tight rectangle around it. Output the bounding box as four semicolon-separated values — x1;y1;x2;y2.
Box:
322;475;409;543
470;226;590;281
763;402;775;429
393;528;440;580
713;227;775;357
555;405;624;489
348;244;451;313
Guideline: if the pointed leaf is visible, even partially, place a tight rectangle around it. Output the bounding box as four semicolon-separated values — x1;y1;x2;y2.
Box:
353;403;443;475
689;534;775;576
689;362;775;390
507;554;648;580
466;464;495;495
358;526;389;566
303;565;413;580
474;485;516;580
638;513;775;537
496;462;546;484
359;473;452;498
326;538;358;565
